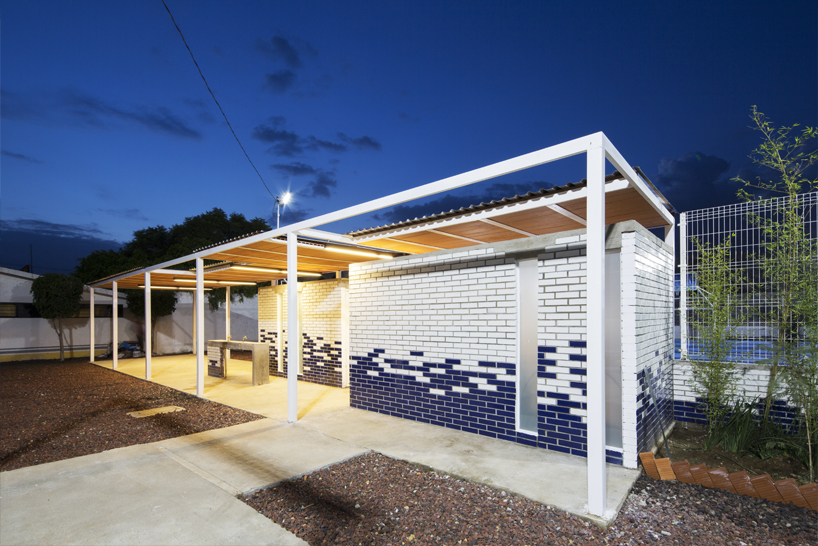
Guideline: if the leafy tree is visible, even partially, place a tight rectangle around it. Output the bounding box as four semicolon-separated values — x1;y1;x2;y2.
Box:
733;106;818;424
30;273;85;361
74;208;269;311
688;236;744;436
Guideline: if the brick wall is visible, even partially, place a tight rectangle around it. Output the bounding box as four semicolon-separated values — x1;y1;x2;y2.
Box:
258;278;348;388
349;221;674;465
621;230;675;467
673;360;800;426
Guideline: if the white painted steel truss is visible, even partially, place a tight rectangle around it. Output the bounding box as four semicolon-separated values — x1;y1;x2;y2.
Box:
89;132;673;518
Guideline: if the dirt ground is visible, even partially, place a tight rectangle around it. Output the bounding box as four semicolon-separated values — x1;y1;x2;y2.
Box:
0;357;263;471
657;421;813;485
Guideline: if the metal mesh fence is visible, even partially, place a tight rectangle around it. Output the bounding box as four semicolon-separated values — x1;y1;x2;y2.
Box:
679;192;818;364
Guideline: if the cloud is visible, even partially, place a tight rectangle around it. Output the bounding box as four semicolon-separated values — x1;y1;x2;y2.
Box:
305;136;346;153
0;219;122;274
279;208;311;225
0;219;110;239
61;90;201;139
251;117;303;156
654;152;741;212
301;171;337;199
264;70;297;93
338;133;382;151
272;162;317;176
0;89;41;121
1;88;201;139
256;36;303;69
398;112;419;123
96;208;148;221
2;150;43;164
369;182;550;225
252;117;370;157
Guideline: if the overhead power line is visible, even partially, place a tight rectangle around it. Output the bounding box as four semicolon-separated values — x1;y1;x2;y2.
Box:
160;0;274;199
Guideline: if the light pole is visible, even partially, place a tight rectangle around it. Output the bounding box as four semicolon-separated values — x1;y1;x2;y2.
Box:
275;192;292;229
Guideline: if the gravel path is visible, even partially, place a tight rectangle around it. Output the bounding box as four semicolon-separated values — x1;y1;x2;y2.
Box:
244;452;817;546
0;358;263;471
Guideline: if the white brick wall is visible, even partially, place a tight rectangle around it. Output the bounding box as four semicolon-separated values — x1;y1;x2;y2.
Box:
350;250;517;364
674;360;784;403
621;230;674;467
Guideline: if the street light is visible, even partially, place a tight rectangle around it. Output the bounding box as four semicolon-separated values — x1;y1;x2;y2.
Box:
275;192;292;229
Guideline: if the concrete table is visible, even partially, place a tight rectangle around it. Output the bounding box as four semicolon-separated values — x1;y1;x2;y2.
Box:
206;340;270;386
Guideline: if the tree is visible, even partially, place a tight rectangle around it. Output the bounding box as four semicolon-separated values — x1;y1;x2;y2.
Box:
783;260;818;481
125;290;178;354
74;208;269;311
733;106;818;424
30;274;85;361
688;236;744;435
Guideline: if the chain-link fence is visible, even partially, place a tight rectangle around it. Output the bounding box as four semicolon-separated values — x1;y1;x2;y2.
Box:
678;192;818;364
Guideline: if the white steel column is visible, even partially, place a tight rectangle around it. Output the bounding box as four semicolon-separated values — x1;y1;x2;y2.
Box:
276;293;283;372
145;272;152;380
89;288;95;362
192;291;197;355
112;281;119;370
287;232;298;423
195;258;205;397
679;213;688;360
586;144;607;517
225;286;231;361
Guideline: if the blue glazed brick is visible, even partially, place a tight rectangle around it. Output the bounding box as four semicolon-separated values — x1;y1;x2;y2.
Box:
539;346;557;353
517;436;537;447
569;368;587;376
569;340;587;348
569;354;586;362
569;381;586;389
445;358;461;364
410;351;424;356
546;392;570;400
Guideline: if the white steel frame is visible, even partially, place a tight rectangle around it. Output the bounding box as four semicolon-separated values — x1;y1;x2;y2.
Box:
89;132;672;517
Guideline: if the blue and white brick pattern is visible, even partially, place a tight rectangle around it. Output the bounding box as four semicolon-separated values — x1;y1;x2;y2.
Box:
258;279;348;388
621;230;675;466
349;223;675;467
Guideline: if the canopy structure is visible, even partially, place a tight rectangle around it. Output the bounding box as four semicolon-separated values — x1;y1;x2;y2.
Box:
89;132;674;517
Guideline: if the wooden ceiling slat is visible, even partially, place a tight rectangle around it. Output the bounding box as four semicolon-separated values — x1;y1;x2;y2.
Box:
490;205;584;235
362;238;439;253
437;221;527;243
394;231;472;249
94;186;672;290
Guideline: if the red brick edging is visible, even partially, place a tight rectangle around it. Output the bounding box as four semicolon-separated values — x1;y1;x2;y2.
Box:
639;452;817;511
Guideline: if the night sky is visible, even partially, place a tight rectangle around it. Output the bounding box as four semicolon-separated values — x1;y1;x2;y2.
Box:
2;1;816;274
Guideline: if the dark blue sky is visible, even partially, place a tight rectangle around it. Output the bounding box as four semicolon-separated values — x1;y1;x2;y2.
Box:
2;1;816;273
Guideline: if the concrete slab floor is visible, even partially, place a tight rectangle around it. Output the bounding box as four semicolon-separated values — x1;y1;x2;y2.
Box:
93;355;350;421
0;434;309;546
79;356;639;529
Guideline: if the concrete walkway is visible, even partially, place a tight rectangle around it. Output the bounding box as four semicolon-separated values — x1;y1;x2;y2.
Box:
1;356;640;545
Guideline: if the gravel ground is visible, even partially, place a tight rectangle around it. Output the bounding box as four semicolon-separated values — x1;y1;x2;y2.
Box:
3;359;815;545
0;358;263;471
244;452;817;546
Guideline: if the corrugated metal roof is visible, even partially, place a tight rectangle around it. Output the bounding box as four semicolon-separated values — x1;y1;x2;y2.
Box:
192;230;266;253
90;266;145;286
346;172;626;238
